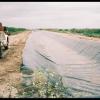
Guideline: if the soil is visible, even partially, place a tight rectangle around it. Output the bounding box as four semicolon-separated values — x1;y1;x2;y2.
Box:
0;30;31;97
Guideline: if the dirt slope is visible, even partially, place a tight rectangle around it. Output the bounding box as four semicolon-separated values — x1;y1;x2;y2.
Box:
0;30;31;97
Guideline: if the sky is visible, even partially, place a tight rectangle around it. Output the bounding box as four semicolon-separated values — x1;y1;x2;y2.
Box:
0;2;100;29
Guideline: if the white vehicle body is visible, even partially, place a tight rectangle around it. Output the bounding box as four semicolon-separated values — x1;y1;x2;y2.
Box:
0;31;8;47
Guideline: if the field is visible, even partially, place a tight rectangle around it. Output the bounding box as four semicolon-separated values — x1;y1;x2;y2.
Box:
7;27;27;35
45;28;100;38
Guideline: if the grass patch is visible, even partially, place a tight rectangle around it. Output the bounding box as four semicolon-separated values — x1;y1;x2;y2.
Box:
18;67;73;98
45;28;100;38
32;68;73;98
7;27;27;35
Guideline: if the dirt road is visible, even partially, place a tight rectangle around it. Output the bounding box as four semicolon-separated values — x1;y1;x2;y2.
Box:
0;30;31;97
23;30;100;97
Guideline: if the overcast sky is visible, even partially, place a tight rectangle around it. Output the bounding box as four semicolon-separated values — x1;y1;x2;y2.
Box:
0;2;100;29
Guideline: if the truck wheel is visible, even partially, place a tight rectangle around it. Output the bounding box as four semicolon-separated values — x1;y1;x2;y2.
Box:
4;46;8;50
0;49;3;58
0;43;3;58
4;37;9;50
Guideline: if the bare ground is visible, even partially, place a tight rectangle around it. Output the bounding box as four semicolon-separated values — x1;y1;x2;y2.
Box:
0;30;31;97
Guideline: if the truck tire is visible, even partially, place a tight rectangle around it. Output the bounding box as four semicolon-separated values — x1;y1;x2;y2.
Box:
0;42;3;58
4;37;9;50
4;46;8;50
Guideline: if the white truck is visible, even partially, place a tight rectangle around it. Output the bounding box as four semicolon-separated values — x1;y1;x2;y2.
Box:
0;23;9;58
